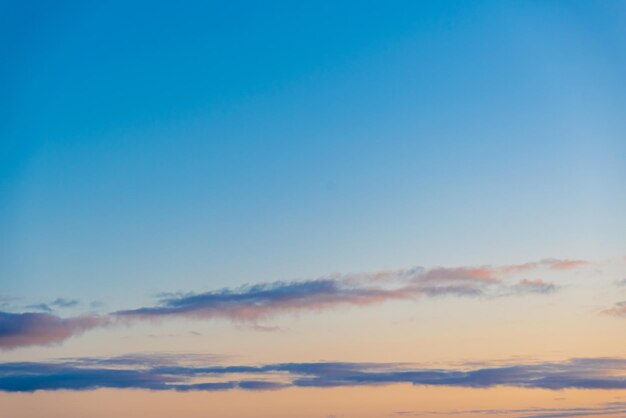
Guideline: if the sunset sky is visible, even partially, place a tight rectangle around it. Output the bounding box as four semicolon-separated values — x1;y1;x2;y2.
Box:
2;1;626;417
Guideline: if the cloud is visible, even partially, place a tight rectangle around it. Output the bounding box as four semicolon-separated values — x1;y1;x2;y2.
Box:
49;298;80;308
1;258;580;349
508;279;559;295
0;296;18;309
0;312;108;349
498;259;589;275
25;303;54;312
25;298;80;313
116;261;568;323
393;401;626;417
0;356;625;393
602;301;626;317
115;279;418;321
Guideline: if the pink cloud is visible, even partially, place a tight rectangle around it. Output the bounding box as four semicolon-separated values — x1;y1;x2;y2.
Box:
2;257;583;349
498;258;588;275
602;301;626;317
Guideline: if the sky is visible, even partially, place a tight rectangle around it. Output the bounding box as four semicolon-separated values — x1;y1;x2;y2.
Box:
1;1;626;417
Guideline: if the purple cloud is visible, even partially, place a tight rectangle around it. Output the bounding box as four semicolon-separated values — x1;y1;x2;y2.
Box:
0;312;108;349
116;261;567;323
0;355;625;392
1;258;577;349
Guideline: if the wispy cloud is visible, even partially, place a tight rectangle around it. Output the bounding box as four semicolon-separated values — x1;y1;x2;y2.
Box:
49;298;80;308
0;355;625;393
602;301;626;317
0;258;582;349
25;303;54;313
506;279;559;295
393;401;626;417
116;261;571;322
0;296;18;308
26;298;80;313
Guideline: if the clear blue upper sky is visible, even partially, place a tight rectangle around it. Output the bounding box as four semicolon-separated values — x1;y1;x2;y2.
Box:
2;1;625;309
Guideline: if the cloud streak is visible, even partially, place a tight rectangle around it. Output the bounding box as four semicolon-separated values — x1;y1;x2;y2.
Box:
116;261;571;322
0;258;583;349
394;401;626;417
0;355;625;393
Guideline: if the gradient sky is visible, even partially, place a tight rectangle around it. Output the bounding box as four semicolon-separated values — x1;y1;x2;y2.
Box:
2;1;626;417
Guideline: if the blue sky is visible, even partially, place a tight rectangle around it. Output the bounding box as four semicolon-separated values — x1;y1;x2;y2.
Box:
3;3;626;417
2;0;625;310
